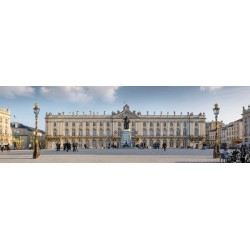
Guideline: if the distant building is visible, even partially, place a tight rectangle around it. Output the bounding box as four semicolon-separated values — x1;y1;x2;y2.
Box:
0;107;12;147
45;104;206;149
207;121;224;147
242;105;250;143
11;122;46;149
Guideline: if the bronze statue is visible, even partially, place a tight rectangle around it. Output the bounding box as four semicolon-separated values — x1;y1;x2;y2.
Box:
124;116;130;129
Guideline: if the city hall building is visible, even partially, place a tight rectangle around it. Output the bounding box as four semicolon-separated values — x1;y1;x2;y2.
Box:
45;104;206;149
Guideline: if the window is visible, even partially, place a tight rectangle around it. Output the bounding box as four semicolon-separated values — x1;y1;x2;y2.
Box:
143;122;146;127
99;129;103;136
157;122;160;127
65;129;69;136
132;129;136;136
100;122;103;126
79;129;83;136
118;122;121;127
118;129;122;136
176;128;180;136
195;128;199;136
106;129;110;136
86;122;89;126
150;122;153;127
86;129;90;136
177;122;180;127
184;122;186;127
107;122;110;127
183;128;187;136
170;122;173;127
195;122;198;127
170;128;174;136
163;128;167;136
53;122;56;127
150;129;154;136
93;128;97;136
132;122;135;127
143;129;147;136
79;122;82;127
65;122;68;127
72;122;75;127
156;128;160;136
72;129;76;136
163;122;166;127
93;122;96;126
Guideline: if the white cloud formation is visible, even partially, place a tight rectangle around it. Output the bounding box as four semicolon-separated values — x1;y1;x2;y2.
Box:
0;86;35;98
200;86;223;92
39;86;120;103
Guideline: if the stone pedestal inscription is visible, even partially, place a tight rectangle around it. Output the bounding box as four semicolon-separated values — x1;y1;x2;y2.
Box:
120;129;132;147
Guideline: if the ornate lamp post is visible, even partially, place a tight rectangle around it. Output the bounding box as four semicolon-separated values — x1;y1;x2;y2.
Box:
33;103;40;159
213;103;220;158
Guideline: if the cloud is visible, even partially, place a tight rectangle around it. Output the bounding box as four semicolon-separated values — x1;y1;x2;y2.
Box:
200;86;223;92
0;86;35;98
39;86;120;103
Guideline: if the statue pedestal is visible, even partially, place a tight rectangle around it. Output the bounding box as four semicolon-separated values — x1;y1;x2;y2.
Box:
120;129;132;148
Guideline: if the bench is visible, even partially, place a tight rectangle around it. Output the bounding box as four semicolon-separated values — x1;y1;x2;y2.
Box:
220;153;231;163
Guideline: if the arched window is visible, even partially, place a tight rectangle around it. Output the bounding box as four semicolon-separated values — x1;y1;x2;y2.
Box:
183;128;187;136
72;122;75;127
163;122;166;127
65;129;69;136
79;129;83;136
143;122;146;127
170;128;174;136
150;122;153;127
163;128;167;136
156;128;160;136
106;129;110;136
143;129;147;136
99;129;103;136
195;128;199;136
72;129;76;136
150;129;154;136
53;129;57;136
86;129;90;136
93;128;97;136
176;128;180;136
170;122;173;127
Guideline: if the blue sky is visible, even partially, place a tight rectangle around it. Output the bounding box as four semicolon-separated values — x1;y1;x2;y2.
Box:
0;86;249;130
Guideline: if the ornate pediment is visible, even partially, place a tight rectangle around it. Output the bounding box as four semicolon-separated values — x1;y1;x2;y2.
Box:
112;105;140;119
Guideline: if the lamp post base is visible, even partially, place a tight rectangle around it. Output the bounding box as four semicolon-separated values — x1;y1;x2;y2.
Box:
33;143;40;159
213;144;220;158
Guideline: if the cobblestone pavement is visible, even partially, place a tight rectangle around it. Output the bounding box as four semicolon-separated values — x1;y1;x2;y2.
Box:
0;148;221;163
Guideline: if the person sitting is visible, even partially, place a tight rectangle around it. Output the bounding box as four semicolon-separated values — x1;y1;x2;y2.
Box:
222;148;231;162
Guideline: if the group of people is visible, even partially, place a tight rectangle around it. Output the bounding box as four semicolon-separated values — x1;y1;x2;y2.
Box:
222;145;250;163
56;142;79;152
0;144;10;152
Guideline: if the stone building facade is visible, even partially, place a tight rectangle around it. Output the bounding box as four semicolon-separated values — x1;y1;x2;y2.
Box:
0;107;12;146
242;105;250;143
45;105;206;149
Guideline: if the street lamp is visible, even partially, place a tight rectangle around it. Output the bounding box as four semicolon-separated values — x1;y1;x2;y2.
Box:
33;103;40;159
213;103;220;158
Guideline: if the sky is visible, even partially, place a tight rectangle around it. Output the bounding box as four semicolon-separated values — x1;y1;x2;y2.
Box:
0;86;249;131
